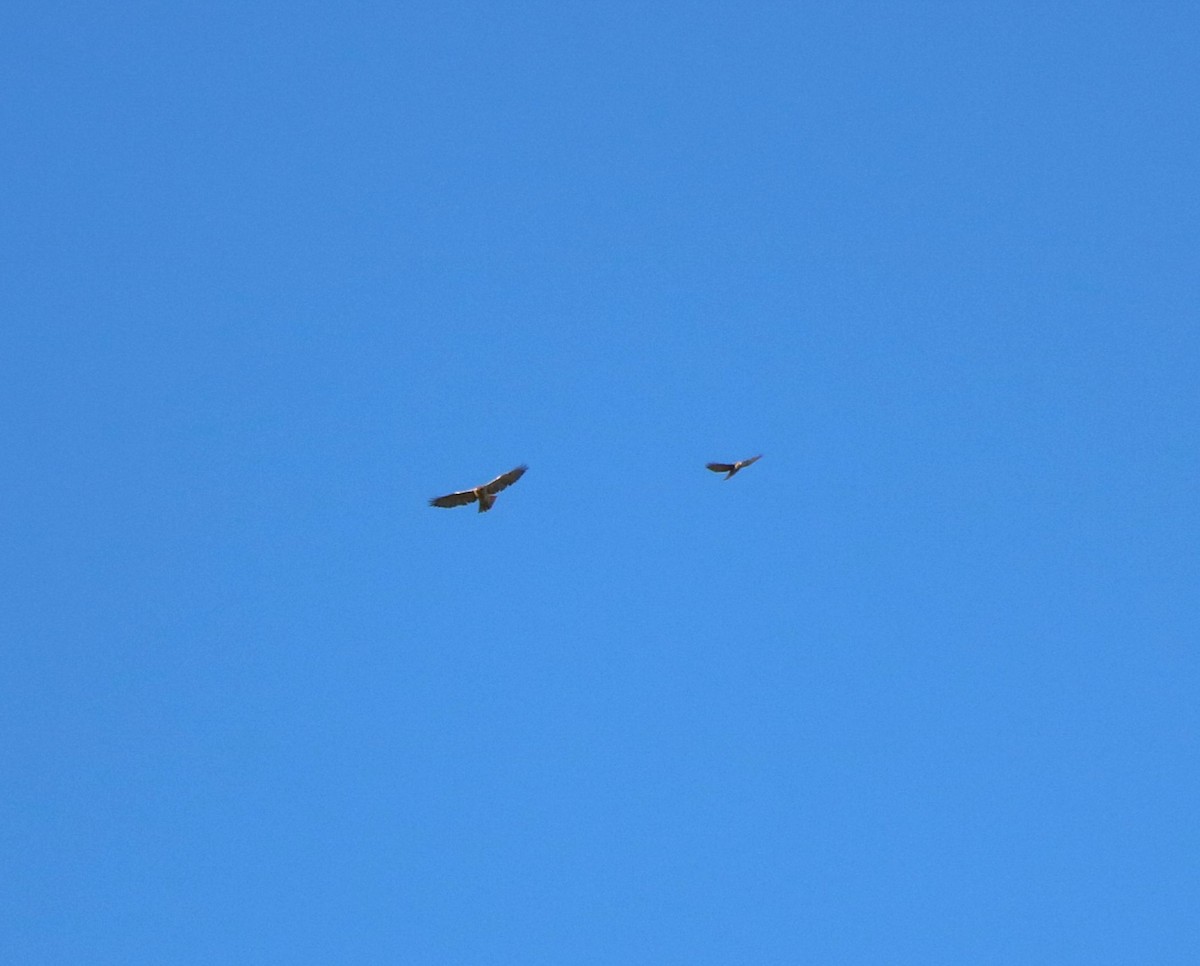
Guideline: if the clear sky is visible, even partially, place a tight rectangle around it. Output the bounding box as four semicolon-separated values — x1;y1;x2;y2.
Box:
4;2;1198;962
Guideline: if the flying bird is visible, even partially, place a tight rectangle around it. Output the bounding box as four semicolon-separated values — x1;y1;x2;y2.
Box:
429;465;528;512
706;454;762;479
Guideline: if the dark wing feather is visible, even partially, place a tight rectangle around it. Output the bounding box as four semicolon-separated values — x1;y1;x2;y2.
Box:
429;489;478;508
482;464;527;495
706;462;735;473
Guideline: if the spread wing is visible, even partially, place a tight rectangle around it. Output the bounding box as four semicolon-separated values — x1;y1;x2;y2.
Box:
429;489;478;508
738;454;763;468
706;462;736;473
482;464;527;495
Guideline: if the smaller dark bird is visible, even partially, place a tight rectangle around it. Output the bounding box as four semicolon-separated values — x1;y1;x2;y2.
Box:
706;454;762;479
429;465;528;512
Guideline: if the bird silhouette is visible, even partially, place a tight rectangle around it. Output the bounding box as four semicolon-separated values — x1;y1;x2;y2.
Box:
705;454;762;479
429;465;528;512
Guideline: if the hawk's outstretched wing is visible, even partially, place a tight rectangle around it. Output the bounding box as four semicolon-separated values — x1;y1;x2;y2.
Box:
482;465;527;495
429;489;478;508
706;462;736;474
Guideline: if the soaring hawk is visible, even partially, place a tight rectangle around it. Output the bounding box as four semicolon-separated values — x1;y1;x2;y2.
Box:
706;454;762;479
429;465;528;512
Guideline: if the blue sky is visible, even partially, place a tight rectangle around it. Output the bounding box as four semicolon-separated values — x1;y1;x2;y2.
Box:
4;1;1198;962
